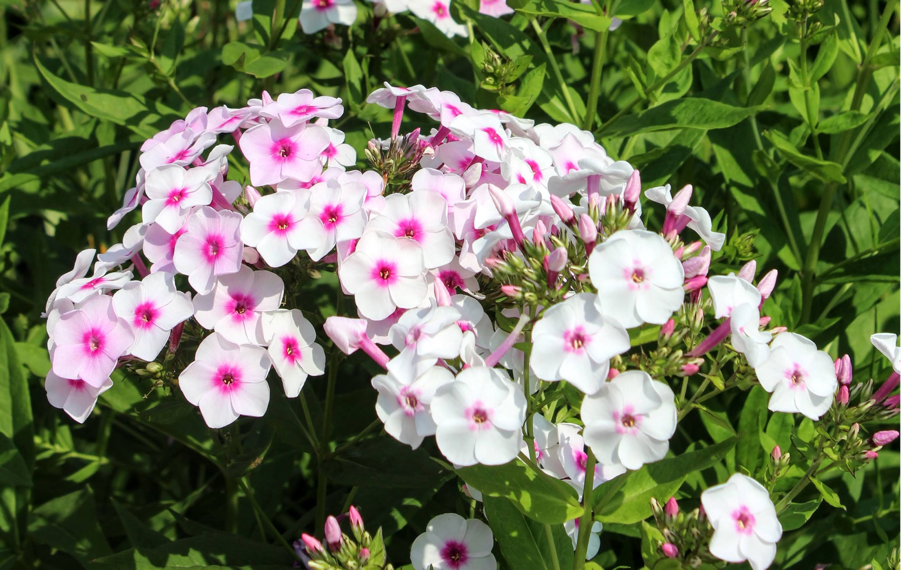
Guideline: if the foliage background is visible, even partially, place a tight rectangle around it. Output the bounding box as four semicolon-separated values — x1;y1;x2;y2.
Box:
0;0;898;567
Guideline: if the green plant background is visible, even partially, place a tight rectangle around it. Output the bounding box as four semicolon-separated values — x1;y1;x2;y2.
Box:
0;0;897;567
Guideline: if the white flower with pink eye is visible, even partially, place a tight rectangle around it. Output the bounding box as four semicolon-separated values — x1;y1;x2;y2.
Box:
113;272;194;361
53;264;133;306
531;293;630;395
173;207;244;295
320;128;357;169
239;119;330;186
707;274;762;319
430;366;526;466
143;221;187;274
729;303;772;369
557;422;626;490
261;309;326;398
410;513;496;570
387;304;464;383
44;370;113;424
503;138;554;189
408;0;468;37
44;248;96;314
139;128;217;172
194;265;285;346
372;367;454;450
528;414;565;477
304;178;368;261
241;191;320;268
871;333;901;374
701;473;782;570
141;164;215;233
435;256;480;295
259;89;344;127
581;370;677;471
564;518;603;560
479;0;513;17
755;333;836;420
367;191;455;269
50;294;135;388
338;230;428;321
300;0;358;33
587;229;685;329
449;112;508;163
178;333;272;429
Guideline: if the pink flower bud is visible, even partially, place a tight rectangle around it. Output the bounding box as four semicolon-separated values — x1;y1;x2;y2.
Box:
683;241;703;256
683;275;708;292
434;278;452;307
681;363;700;376
349;506;364;533
533;220;548;249
168;322;185;354
244;185;261;207
835;354;852;386
757;269;778;302
737;260;757;282
550;195;575;225
501;285;522;298
849;423;860;439
670;185;693;217
301;533;324;555
884;394;900;409
359;547;370;562
865;450;879;460
837;385;849;405
665;497;679;517
673;246;685;259
660;319;676;338
771;326;788;334
323;316;368;355
546;247;568;272
623;170;641;211
579;214;597;246
324;516;342;551
488;184;515;217
872;430;900;447
759;316;771;327
682;246;711;278
662;543;679;559
771;446;781;461
872;372;900;403
607;368;620;379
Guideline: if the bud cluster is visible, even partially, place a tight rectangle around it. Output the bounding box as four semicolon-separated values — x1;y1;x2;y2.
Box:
649;497;719;568
298;507;392;570
364;129;427;192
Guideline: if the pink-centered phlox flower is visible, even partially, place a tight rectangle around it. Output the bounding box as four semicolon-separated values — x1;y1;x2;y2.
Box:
386;303;464;383
241;191;320;267
173;206;244;294
755;333;836;420
113;272;194;361
408;0;468;37
410;513;496;570
259;89;344;126
367;190;455;269
194;265;285;345
240;119;329;186
303;178;368;261
449;112;509;163
142;164;216;233
45;370;113;424
373;367;454;449
707;274;762;319
300;0;358;34
261;309;326;397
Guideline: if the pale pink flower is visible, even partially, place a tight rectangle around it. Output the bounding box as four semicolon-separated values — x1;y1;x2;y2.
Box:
707;274;762;319
387;304;464;382
139;128;217;172
373;367;455;449
408;0;468;38
430;366;527;466
50;294;135;388
241;191;319;267
108;170;145;230
701;473;782;570
259;90;344;127
557;423;626;490
479;0;513;17
45;370;113;424
587;230;685;329
261;309;326;397
410;513;496;570
338;230;427;321
53;265;133;306
303;179;368;260
755;333;836;420
729;303;772;369
142;164;215;233
645;184;726;250
44;248;96;314
581;370;677;471
320;128;357;169
112;272;194;361
179;333;272;428
449;113;508;163
531;293;630;395
194;265;285;345
144;220;188;274
239;119;330;186
173;207;244;294
300;0;357;34
367;191;455;269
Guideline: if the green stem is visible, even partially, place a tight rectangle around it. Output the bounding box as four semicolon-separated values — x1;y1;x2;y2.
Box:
798;18;824;160
299;392;321;449
225;476;239;533
530;18;580;123
544;524;562;570
677;377;711;421
84;0;93;86
597;30;718;136
583;29;608;131
775;455;823;513
269;0;286;51
238;479;304;564
326;418;382;459
818;237;900;281
572;449;597;569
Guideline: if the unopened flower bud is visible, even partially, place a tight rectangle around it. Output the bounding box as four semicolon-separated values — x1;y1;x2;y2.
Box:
759;316;771;327
146;362;163;374
835;354;852;386
349;506;364;535
546;247;568;272
359;547;370;562
244;185;261;207
488;184;515;217
849;423;860;439
301;533;324;555
579;214;598;251
623;170;641;212
533;220;548;249
865;450;879;460
607;368;620;379
757;269;778;302
737;260;757;281
662;543;679;559
324;516;342;551
242;246;261;265
665;497;679;517
872;372;900;403
661;319;675;339
650;497;663;519
771;446;781;461
681;363;699;376
884;394;900;409
683;275;708;293
682;246;711;278
501;285;522;299
550;195;575;225
837;385;849;406
670;185;693;217
683;241;703;256
872;430;900;446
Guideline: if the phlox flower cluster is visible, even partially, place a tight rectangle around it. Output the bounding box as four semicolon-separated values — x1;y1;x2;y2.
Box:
42;82;899;570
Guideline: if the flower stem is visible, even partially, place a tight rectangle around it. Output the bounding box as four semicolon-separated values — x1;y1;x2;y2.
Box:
572;449;597;568
530;18;580;124
268;0;286;51
583;28;608;131
677;377;710;421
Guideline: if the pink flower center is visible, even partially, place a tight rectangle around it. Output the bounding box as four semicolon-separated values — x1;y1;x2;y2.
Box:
482;127;504;150
82;328;105;355
323;143;338;158
440;540;469;569
613;405;641;434
272;139;296;160
439;270;464;291
534;440;544;461
320;203;344;229
398;386;423;417
315;0;333;10
431;1;448;18
466;403;492;431
80;277;105;290
732;506;756;535
169;148;191;163
786;365;806;388
371;261;398;287
290;104;316;117
215;365;242;393
564;161;577;173
526;159;543;181
446;104;462;117
281;336;301;364
68;378;87;391
269;213;294;234
133;302;158;330
624;265;650;290
563;326;591;354
395;218;424;242
574;449;589;472
166;188;188;206
227;293;256;322
205;234;225;262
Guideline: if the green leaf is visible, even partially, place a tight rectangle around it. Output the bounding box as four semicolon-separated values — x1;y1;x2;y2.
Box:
499;63;546;116
409;17;468;58
0;433;29;487
778;498;822;531
682;0;701;41
764;130;846;183
600;98;763;138
343;50;364;112
748;62;776;107
817;110;870;134
33;57;179;139
628;325;661;347
810;33;838;83
510;0;612;32
809;476;845;509
89;42;131;58
616;0;655;18
456;458;583;524
736;386;768;474
0;197;9;248
324;437;448;488
762;411;793;454
111;498;172;549
594;437;738;524
30;488;112;564
484;496;573;570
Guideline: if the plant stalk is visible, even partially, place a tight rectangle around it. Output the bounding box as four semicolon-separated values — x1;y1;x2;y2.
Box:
572;449;597;568
530;18;580;123
583;29;608;131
